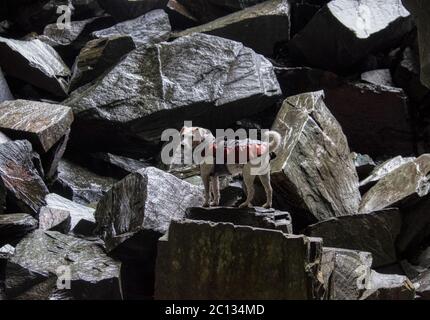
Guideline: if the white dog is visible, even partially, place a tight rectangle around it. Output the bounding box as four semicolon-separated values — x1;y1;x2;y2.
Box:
180;126;281;208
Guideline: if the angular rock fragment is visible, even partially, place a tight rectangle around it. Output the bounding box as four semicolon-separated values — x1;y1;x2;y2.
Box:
361;69;394;87
0;100;74;153
361;271;415;300
0;68;12;103
403;0;430;88
0;140;49;215
97;0;168;21
0;37;70;97
410;269;430;299
6;230;122;300
305;209;401;267
166;0;198;30
0;214;38;246
69;36;136;91
87;152;148;179
289;0;414;71
41;130;70;181
359;154;430;214
53;160;117;206
95;167;203;298
289;0;330;35
0;244;14;260
65;33;281;146
155;219;323;299
270;91;361;223
186;207;293;234
44;193;96;236
39;207;71;234
352;153;375;180
93;10;171;47
174;0;290;56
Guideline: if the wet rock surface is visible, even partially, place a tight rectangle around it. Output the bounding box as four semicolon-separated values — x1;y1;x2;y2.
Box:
0;68;12;103
0;214;38;246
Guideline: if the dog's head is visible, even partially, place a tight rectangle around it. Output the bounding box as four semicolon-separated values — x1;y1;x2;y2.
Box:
180;126;213;150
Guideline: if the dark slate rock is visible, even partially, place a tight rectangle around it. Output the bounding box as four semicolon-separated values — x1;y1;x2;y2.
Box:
0;214;38;246
5;230;122;300
270;91;361;223
359;154;430;214
53;160;117;206
44;193;96;236
0;37;70;97
69;36;136;92
305;209;402;267
174;0;290;56
0;67;12;103
155;219;323;299
352;153;375;181
97;0;168;21
95;167;203;299
41;130;70;181
92;10;171;47
289;0;414;71
39;207;71;234
361;69;394;87
87;152;148;179
65;33;281;146
0;140;49;216
186;206;293;234
0;100;74;153
166;0;198;30
403;0;430;88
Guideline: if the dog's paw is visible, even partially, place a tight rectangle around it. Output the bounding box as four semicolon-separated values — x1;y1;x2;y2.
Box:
210;201;219;207
262;203;272;209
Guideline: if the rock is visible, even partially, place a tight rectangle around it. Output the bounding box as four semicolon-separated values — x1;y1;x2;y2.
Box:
95;167;203;299
166;0;198;30
270;91;361;224
39;207;71;234
352;153;376;180
96;0;168;21
0;68;12;103
359;156;415;193
361;271;415;300
155;219;323;299
289;0;414;71
305;209;401;267
411;269;430;299
361;69;394;87
0;244;15;260
44;193;96;236
0;140;49;216
177;0;267;23
185;206;293;234
39;16;116;66
53;160;117;206
69;36;136;92
173;0;290;56
289;0;330;35
41;130;70;181
322;247;372;300
86;152;148;179
0;37;70;97
65;33;281;147
403;0;430;88
359;154;430;214
0;100;74;153
93;10;171;47
0;214;38;246
6;230;122;300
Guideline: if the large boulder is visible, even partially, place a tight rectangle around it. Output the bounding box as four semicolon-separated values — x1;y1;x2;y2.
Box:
52;160;117;206
0;37;70;97
305;209;402;267
65;33;281;148
359;154;430;214
0;100;73;153
95;167;203;299
403;0;430;88
0;140;49;216
289;0;414;71
93;10;171;47
96;0;168;21
0;68;12;103
5;230;122;300
69;36;135;91
270;91;361;224
0;214;38;246
155;219;323;299
174;0;291;56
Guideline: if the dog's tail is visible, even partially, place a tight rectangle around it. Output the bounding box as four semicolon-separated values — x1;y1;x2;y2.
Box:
263;130;282;153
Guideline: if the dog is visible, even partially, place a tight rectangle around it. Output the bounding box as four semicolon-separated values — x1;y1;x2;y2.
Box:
180;126;281;208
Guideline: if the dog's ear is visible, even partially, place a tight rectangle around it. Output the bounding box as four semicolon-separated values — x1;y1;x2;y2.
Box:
195;128;210;142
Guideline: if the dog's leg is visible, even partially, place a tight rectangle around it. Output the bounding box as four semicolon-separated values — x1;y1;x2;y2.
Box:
201;168;211;208
210;176;220;207
239;166;256;208
259;173;273;209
